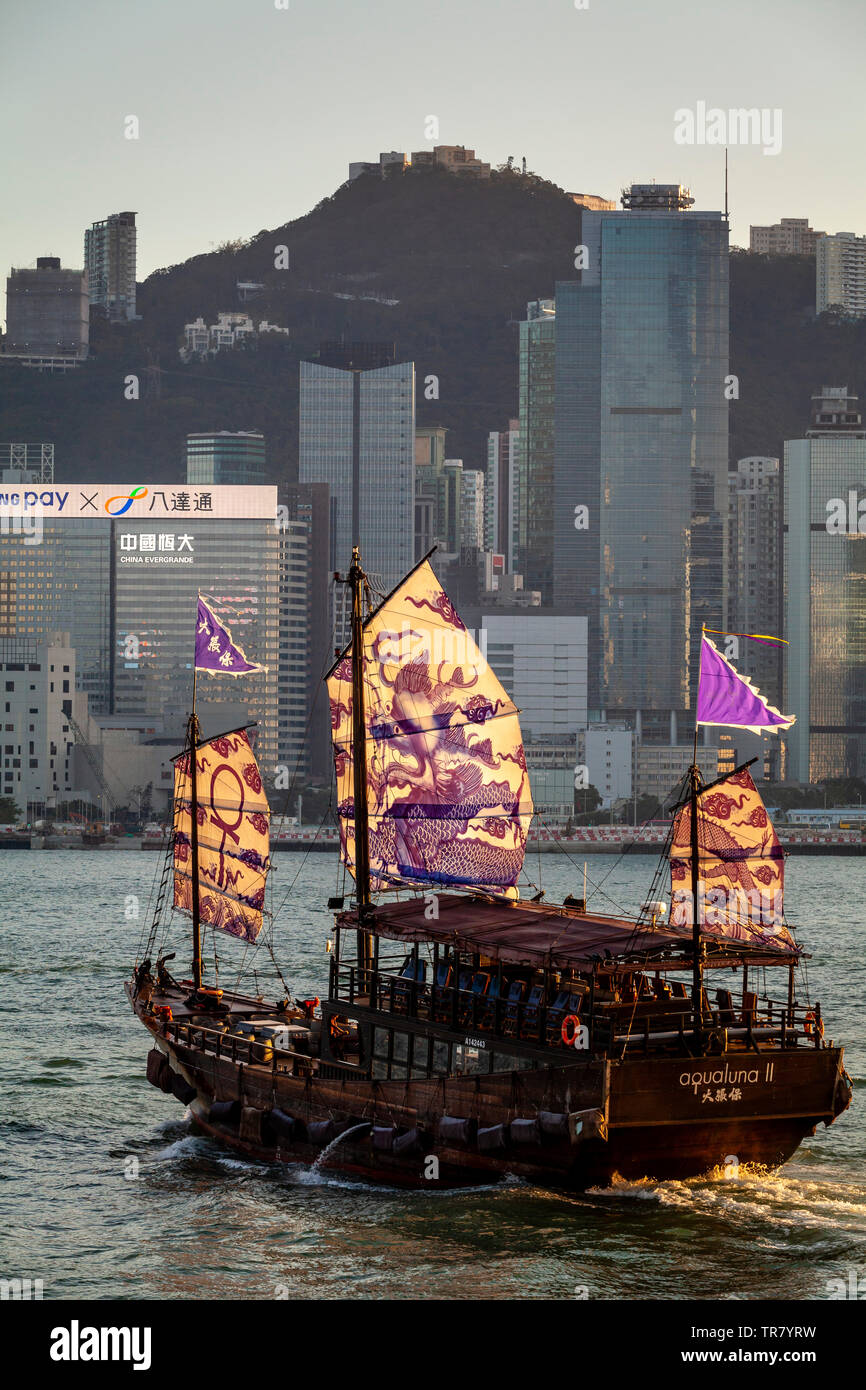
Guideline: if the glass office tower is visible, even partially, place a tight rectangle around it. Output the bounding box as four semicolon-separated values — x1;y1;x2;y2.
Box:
0;520;112;711
553;185;729;721
784;388;866;781
299;355;415;593
186;431;267;485
113;513;280;773
517;300;556;602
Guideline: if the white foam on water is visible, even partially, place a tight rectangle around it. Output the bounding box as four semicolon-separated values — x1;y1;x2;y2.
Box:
585;1165;866;1241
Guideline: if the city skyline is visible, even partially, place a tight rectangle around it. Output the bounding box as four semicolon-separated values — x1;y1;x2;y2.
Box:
2;0;866;309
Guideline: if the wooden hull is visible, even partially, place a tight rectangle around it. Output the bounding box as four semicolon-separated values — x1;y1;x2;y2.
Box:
133;992;850;1190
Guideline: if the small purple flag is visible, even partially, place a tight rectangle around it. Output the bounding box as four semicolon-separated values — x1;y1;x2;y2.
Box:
696;635;794;732
194;595;264;676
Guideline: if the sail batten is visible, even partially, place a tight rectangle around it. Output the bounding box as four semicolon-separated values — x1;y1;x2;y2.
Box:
172;727;270;943
328;560;533;895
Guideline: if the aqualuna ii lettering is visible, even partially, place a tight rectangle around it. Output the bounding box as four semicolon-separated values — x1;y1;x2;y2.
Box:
49;1321;152;1371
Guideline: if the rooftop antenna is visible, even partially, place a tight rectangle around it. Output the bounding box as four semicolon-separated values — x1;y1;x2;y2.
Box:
724;147;729;222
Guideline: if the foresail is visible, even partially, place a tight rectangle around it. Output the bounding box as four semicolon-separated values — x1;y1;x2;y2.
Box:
173;727;270;943
669;767;794;950
327;560;534;894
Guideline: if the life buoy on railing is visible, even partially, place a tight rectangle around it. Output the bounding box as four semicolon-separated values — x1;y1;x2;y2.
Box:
561;1014;581;1047
804;1011;824;1038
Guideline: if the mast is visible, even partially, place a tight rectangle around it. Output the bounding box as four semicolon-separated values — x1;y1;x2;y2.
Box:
189;669;203;993
689;761;704;1042
690;622;705;1044
349;546;373;981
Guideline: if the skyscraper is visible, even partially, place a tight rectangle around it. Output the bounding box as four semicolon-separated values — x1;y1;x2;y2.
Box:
299;347;415;592
3;258;89;369
460;468;485;550
0;485;280;768
84;212;137;321
553;184;729;726
186;431;267;485
517;300;556;600
486;418;519;570
277;519;310;778
282;482;331;780
414;425;448;559
728;457;783;705
784;387;866;781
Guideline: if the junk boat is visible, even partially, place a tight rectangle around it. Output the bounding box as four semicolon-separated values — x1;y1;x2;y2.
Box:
127;556;852;1187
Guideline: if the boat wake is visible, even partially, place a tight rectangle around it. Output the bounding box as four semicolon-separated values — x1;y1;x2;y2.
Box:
584;1165;866;1244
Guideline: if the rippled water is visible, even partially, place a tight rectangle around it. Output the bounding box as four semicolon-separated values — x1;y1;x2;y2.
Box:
1;849;862;1300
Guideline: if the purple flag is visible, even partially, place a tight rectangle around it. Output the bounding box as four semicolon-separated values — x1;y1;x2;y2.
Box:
194;595;264;676
696;635;794;732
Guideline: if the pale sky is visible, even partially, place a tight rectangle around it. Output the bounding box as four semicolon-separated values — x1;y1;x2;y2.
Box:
1;0;864;296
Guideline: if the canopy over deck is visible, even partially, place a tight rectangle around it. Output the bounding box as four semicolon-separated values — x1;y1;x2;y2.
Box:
337;894;799;972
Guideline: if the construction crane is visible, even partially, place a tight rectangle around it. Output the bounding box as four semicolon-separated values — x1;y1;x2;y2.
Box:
65;712;115;824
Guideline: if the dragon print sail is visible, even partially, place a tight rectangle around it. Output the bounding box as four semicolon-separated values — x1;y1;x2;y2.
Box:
327;560;534;894
172;728;270;943
669;768;794;951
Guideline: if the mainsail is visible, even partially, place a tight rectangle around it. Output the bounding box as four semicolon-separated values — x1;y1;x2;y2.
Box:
327;560;534;894
669;767;794;951
173;727;270;943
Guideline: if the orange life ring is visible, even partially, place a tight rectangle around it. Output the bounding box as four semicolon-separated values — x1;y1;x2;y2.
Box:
561;1014;581;1047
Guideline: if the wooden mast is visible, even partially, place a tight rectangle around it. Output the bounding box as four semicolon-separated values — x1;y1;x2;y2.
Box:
689;761;704;1043
189;667;203;993
349;546;373;983
690;625;704;1046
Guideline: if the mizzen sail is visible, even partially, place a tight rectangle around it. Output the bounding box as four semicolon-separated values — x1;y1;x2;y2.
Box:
327;560;533;894
669;767;794;951
173;727;270;943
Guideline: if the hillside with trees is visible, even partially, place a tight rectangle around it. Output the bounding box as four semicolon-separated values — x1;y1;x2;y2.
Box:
2;166;865;480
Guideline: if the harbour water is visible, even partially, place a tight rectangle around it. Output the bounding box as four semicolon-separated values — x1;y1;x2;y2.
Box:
1;850;863;1301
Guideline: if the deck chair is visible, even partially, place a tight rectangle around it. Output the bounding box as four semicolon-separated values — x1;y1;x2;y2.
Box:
502;979;527;1036
432;962;453;1024
393;957;427;1014
477;975;502;1030
458;971;491;1028
519;983;546;1041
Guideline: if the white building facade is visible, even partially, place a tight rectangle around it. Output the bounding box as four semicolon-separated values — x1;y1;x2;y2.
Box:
817;233;866;317
1;632;79;818
482;612;588;742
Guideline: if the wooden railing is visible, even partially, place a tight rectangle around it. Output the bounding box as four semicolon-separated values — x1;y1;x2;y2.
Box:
331;964;824;1057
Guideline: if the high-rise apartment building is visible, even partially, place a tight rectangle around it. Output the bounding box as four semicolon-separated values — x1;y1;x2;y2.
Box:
282;482;331;780
84;212;137;321
186;431;268;486
460;468;485;550
486;418;519;570
728;457;782;706
784;387;866;781
299;346;415;593
3;258;89;370
816;233;866;317
749;218;824;255
553;183;729;727
277;520;310;778
414;426;466;559
517;300;556;601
